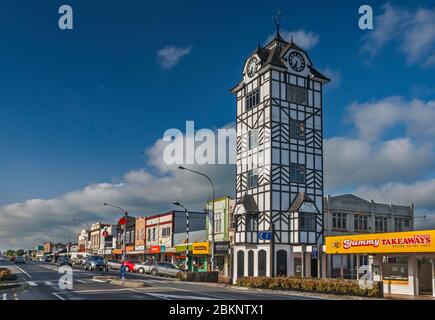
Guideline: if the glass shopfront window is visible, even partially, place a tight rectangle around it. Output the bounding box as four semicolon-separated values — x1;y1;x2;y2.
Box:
382;256;408;281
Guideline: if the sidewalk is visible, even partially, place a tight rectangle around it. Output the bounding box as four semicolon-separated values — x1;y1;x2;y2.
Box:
190;281;384;300
384;293;435;300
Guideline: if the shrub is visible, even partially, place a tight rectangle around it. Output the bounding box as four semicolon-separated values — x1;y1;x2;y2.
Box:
236;276;383;298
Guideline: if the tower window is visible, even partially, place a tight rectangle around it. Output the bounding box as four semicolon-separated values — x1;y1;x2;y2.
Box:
248;129;258;149
300;212;316;231
246;89;260;111
290;120;305;140
290;164;305;184
287;84;307;105
246;215;258;231
246;169;258;188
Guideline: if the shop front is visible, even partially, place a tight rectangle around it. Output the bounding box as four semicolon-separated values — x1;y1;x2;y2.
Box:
175;242;210;272
214;241;231;276
326;230;435;297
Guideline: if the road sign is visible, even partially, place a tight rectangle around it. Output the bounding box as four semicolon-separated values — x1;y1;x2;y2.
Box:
118;217;126;225
312;246;318;259
258;231;272;241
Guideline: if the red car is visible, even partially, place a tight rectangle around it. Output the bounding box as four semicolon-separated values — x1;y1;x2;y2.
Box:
122;260;137;272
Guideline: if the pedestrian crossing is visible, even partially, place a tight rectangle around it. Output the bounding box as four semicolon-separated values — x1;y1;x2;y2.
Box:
23;277;168;288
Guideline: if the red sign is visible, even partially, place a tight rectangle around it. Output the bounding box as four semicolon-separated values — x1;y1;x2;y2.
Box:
150;246;160;253
102;230;109;238
118;217;126;225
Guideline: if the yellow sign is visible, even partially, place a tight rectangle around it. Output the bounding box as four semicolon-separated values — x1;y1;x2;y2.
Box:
326;230;435;254
192;242;209;255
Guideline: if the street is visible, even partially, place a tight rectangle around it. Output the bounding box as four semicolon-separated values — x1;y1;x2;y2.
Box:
0;260;326;300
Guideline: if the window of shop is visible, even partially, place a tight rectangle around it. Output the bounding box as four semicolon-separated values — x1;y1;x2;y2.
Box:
246;215;257;232
354;215;368;232
395;218;404;232
375;216;388;232
147;229;151;242
214;212;222;233
162;227;171;238
332;213;346;231
152;228;156;241
381;256;408;281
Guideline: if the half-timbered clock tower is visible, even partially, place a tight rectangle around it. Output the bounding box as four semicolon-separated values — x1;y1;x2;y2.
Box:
231;22;329;281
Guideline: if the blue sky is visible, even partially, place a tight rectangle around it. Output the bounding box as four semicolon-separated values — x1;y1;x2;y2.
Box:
1;0;435;249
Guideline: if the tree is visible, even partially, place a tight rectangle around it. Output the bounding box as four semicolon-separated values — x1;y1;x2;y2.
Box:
15;249;25;257
5;250;15;257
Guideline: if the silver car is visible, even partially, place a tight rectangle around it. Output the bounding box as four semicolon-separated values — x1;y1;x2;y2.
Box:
149;262;184;278
133;261;157;274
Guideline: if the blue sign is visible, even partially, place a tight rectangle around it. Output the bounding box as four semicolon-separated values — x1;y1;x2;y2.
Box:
258;231;272;241
160;245;166;253
312;246;318;259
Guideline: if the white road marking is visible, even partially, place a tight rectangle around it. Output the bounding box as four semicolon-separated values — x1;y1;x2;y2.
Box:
147;279;167;283
12;264;32;278
52;293;66;300
27;281;37;286
2;293;6;300
91;278;106;283
76;279;89;284
44;281;54;286
72;288;132;294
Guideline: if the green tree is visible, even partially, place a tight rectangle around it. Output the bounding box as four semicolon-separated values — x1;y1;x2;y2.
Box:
5;250;15;257
15;249;25;257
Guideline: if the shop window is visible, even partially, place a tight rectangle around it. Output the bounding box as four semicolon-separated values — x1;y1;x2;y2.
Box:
246;215;258;232
375;217;388;232
162;227;171;238
214;212;222;233
354;215;368;232
381;256;408;281
332;213;347;231
395;218;404;232
237;251;245;278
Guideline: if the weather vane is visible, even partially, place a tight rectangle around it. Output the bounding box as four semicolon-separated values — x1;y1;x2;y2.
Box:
273;9;282;33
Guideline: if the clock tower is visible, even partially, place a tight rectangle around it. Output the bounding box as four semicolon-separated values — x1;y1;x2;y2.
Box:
231;25;329;281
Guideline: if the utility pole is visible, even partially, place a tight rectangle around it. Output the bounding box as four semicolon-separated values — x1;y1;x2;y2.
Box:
104;203;128;262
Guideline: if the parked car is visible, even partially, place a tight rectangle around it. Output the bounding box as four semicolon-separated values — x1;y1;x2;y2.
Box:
122;260;137;272
70;253;90;266
149;262;184;278
14;256;26;264
133;261;157;274
84;255;106;271
106;259;122;271
56;256;72;267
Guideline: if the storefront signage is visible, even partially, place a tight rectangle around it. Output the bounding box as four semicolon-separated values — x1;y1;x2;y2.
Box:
214;241;230;255
135;245;145;251
192;242;209;255
326;230;435;254
150;245;161;253
126;245;135;252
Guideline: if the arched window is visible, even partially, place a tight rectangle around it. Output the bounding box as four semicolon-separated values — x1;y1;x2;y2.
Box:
248;250;254;276
237;251;245;279
276;250;287;276
258;250;267;276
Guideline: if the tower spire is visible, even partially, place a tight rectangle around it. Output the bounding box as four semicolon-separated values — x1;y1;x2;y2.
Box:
273;9;282;35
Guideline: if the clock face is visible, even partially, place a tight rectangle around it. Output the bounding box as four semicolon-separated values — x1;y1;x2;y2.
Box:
288;51;305;72
247;57;258;78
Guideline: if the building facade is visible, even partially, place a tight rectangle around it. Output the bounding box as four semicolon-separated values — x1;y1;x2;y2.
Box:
206;196;233;276
324;194;414;279
231;26;329;282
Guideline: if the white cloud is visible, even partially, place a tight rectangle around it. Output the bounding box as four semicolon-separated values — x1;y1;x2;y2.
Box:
347;96;435;140
266;29;319;50
320;67;341;89
362;3;435;67
156;45;192;69
0;125;235;251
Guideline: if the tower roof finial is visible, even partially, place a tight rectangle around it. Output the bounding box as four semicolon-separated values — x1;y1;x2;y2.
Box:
273;9;282;35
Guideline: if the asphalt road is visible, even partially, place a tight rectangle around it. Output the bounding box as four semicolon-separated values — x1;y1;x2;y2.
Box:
0;260;326;300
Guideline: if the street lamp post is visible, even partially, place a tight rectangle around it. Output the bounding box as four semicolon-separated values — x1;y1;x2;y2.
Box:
57;227;71;256
104;203;128;262
173;201;190;272
178;166;216;271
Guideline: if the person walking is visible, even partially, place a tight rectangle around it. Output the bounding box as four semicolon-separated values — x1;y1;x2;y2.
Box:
119;260;126;281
